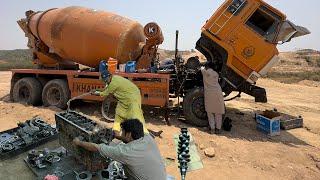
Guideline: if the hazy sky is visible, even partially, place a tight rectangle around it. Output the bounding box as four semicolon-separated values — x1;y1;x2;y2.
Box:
0;0;318;51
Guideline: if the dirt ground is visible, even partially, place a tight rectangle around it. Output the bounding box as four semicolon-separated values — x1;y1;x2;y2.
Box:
0;71;320;180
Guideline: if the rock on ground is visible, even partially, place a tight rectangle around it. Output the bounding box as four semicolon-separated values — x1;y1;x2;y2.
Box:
204;147;215;158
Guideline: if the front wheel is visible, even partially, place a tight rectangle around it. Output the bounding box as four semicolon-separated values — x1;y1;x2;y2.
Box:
183;87;208;127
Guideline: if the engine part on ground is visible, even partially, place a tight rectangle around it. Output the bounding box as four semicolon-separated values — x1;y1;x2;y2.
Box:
177;128;191;180
18;6;163;69
0;133;14;145
97;160;127;180
55;111;114;171
23;146;84;179
0;117;58;160
27;148;64;169
27;149;47;169
2;143;15;152
24;146;126;179
75;171;93;180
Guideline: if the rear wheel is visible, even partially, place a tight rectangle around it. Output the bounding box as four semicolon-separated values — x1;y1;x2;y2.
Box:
183;87;208;127
12;77;42;105
42;79;70;109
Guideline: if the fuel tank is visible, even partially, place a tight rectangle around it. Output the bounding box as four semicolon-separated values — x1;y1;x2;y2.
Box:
27;6;146;67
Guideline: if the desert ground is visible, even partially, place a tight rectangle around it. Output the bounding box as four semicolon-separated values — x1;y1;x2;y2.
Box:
0;70;320;180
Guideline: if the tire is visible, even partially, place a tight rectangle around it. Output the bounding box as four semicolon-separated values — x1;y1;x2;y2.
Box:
183;87;208;127
101;96;117;122
42;79;70;109
12;77;42;105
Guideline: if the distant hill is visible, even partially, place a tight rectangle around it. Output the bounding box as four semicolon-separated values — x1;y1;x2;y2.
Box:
0;48;319;84
0;49;34;70
267;49;320;83
160;48;320;83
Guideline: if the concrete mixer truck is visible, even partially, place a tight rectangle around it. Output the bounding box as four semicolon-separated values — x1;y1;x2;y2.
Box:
11;0;309;127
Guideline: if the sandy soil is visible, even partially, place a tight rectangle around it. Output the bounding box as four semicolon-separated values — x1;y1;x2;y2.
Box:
0;71;320;179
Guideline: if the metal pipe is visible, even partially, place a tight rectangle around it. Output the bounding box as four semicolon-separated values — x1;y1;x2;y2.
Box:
66;92;92;112
175;30;179;62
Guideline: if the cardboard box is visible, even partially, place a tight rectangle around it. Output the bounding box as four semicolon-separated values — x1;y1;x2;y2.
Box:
256;110;281;136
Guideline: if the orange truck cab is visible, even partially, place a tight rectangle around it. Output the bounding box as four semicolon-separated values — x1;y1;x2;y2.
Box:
195;0;310;102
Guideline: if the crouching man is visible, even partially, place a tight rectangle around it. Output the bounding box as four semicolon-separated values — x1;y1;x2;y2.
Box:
73;119;167;180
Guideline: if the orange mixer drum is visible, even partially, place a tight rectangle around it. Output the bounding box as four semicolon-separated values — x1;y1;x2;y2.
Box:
27;6;146;67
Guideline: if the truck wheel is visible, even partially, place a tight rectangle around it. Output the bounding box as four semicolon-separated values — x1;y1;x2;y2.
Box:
12;77;42;105
183;87;208;127
101;96;117;122
42;79;70;109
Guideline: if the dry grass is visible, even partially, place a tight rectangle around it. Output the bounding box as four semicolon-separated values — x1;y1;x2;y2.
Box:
267;71;320;83
0;49;35;70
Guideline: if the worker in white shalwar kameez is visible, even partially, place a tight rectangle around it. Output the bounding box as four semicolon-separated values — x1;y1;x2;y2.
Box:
200;61;225;134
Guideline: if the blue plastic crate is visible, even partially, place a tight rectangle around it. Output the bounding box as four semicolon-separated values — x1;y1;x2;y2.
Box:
125;61;136;73
256;114;280;136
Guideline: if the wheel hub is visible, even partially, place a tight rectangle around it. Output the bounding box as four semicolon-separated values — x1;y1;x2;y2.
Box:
19;86;30;102
47;87;61;106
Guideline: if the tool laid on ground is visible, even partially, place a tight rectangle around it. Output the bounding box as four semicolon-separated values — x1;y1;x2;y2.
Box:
74;171;93;180
177;128;191;180
0;117;58;160
27;148;64;169
25;147;79;179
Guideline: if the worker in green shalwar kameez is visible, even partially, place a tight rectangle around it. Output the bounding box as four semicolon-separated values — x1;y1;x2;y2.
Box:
91;60;149;140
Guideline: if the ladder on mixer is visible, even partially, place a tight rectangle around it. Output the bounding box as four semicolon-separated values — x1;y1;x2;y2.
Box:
209;0;246;35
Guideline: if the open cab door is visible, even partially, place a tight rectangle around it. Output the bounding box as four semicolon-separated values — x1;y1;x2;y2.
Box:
276;20;310;44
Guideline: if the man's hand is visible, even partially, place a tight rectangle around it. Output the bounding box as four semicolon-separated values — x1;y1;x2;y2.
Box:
72;137;100;152
95;120;111;129
73;137;82;146
90;89;101;96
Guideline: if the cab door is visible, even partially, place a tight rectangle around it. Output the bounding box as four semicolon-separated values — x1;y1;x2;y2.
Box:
227;6;281;77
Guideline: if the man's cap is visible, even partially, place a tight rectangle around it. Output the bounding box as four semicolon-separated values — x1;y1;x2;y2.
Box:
99;60;110;82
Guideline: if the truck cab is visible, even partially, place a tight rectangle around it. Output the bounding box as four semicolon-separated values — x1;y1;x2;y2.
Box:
182;0;310;126
195;0;309;98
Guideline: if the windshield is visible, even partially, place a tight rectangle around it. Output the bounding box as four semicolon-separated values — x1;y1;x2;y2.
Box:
276;20;311;43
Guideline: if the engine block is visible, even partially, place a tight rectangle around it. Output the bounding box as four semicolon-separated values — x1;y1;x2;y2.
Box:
55;111;114;171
